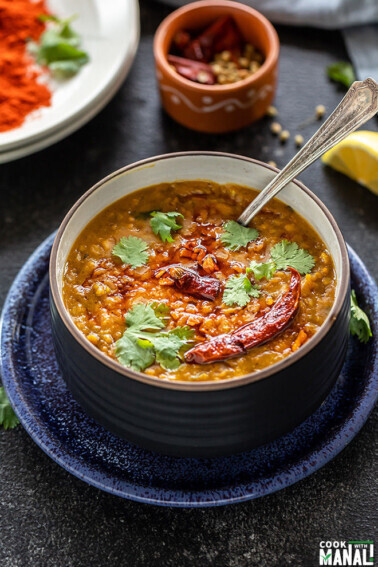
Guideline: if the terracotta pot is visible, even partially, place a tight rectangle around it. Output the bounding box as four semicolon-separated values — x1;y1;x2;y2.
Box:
153;0;279;133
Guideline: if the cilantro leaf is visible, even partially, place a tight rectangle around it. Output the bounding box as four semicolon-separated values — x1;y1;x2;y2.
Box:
151;302;171;319
248;260;276;280
220;221;259;251
150;211;183;243
270;240;315;274
125;303;165;332
170;327;196;356
151;334;186;370
112;236;149;268
146;327;195;369
116;334;155;372
38;14;61;23
169;326;195;341
0;387;19;430
115;304;193;372
37;31;88;63
327;62;356;88
223;274;260;307
31;14;89;78
39;14;78;31
38;15;81;48
49;60;86;78
350;290;372;343
115;304;164;371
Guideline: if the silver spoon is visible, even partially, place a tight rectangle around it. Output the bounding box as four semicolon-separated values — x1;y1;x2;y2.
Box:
238;77;378;226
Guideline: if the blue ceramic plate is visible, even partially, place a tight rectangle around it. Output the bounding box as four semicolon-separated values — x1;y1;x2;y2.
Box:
1;233;377;507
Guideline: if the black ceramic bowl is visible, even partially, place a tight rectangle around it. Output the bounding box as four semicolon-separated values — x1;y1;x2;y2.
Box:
49;152;350;457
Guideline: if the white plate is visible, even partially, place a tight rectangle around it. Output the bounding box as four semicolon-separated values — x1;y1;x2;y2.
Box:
0;0;139;161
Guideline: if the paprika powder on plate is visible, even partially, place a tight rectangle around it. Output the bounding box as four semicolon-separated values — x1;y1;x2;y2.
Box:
0;0;52;133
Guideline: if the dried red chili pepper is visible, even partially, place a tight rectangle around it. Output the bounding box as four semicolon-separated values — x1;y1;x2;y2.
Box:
183;16;242;62
172;30;191;52
155;264;221;301
185;268;301;364
167;55;215;84
213;19;243;54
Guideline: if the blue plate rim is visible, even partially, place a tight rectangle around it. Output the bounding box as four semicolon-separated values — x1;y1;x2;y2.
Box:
0;232;377;507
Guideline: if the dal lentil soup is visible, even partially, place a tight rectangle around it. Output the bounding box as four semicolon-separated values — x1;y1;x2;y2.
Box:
63;181;336;382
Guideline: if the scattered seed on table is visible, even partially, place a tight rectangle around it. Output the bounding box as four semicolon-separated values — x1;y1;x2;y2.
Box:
279;130;290;143
294;134;304;147
315;104;326;119
268;160;277;168
270;122;282;135
266;105;278;117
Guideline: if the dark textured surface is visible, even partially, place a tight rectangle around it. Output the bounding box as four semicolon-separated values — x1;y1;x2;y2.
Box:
0;0;377;565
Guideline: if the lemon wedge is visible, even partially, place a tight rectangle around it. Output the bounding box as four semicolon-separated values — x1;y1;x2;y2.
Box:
322;130;378;195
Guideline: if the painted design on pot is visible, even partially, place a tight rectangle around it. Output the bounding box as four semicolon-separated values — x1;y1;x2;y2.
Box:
160;83;273;113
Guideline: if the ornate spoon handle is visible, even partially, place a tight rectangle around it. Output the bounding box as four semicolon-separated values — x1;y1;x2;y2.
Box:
238;77;378;226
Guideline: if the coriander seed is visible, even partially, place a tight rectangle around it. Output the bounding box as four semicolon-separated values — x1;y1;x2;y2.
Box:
270;122;282;135
238;57;250;69
279;130;290;143
294;134;304;147
238;69;249;79
244;43;254;58
220;50;231;62
212;63;222;75
197;71;210;84
266;105;278;117
249;61;260;73
315;104;326;118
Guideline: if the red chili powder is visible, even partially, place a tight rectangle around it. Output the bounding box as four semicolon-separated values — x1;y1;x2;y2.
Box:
0;0;52;133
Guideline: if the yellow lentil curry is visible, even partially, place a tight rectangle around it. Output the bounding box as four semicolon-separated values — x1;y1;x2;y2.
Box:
63;181;336;382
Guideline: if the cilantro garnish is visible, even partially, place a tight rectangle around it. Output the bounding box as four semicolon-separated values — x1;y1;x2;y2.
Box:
219;237;314;306
112;236;149;268
221;221;259;251
116;333;155;372
247;241;314;281
327;62;356;88
0;387;19;430
270;240;315;274
124;303;165;332
150;211;183;243
248;260;276;280
151;334;189;370
29;14;89;78
115;303;194;372
350;290;372;344
169;326;195;341
223;274;260;307
150;301;171;319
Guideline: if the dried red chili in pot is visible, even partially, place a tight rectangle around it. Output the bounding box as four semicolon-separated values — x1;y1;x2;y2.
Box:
168;15;265;86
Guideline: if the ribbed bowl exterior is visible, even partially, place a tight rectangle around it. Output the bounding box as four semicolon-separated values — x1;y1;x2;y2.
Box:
50;276;350;458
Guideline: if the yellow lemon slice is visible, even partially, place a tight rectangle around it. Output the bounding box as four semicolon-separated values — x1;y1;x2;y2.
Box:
322;130;378;195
